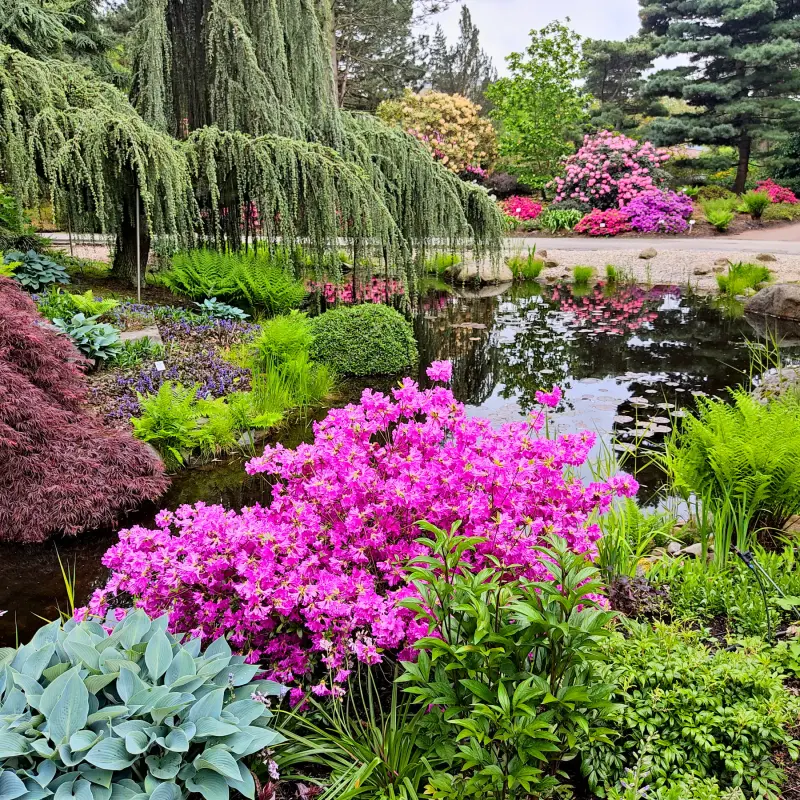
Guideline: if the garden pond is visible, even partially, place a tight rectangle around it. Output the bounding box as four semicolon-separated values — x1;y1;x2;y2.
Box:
3;279;797;644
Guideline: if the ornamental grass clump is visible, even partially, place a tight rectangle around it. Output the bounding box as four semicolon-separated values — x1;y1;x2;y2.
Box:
0;611;284;800
622;189;694;233
552;131;671;210
85;365;637;696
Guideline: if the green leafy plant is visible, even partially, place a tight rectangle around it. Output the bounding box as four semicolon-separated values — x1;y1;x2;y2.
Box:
660;389;800;565
4;249;70;292
398;524;618;800
52;313;123;361
741;190;771;220
309;304;417;376
425;253;462;276
538;208;584;232
583;621;800;799
696;185;736;202
278;666;438;800
507;249;544;280
701;198;737;231
716;262;771;296
0;610;285;800
573;265;595;285
160;249;306;314
194;297;249;320
762;202;800;221
597;498;677;580
38;288;120;322
110;338;166;369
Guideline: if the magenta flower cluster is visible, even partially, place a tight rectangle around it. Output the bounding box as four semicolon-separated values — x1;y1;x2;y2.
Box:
552;130;671;210
575;208;631;237
755;179;799;205
501;196;543;221
82;364;636;694
623;189;694;234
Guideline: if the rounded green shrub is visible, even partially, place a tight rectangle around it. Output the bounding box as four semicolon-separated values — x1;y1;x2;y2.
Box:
309;304;417;376
696;185;736;202
0;610;285;799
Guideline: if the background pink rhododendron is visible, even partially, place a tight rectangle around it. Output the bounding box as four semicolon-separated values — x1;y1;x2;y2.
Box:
575;208;632;236
501;196;543;221
83;366;636;690
552;131;671;210
755;179;798;205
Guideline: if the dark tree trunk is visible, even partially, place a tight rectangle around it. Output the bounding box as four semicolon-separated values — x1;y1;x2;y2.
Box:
734;132;752;194
112;192;151;288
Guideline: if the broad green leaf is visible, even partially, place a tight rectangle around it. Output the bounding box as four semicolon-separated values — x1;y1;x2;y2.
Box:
193;746;241;780
0;731;31;757
85;738;137;770
50;671;90;744
149;785;181;800
40;666;81;717
161;729;189;752
145;751;182;779
188;688;225;722
164;650;195;686
70;729;101;752
85;674;119;695
43;662;71;683
186;770;229;800
225;762;255;800
124;730;151;755
0;770;26;799
144;631;172;682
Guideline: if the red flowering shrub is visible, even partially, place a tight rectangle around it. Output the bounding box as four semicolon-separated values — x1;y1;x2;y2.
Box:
0;278;168;542
575;208;631;236
501;196;543;221
755;179;798;205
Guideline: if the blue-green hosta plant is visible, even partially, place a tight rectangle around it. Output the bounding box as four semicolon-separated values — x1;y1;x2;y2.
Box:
52;313;123;362
4;250;70;293
194;298;249;321
0;610;285;800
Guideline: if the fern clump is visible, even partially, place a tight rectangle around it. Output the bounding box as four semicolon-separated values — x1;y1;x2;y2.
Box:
716;262;771;296
662;389;800;533
159;249;307;314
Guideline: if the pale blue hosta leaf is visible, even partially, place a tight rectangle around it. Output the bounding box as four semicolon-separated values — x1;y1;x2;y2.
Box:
212;663;258;688
194;718;240;739
145;751;182;779
58;743;88;766
85;674;119;695
21;644;56;682
65;643;101;673
112;721;149;736
70;729;101;752
0;731;32;757
40;666;81;717
85;738;137;770
124;730;151;755
42;663;71;684
193;746;241;781
11;670;44;708
186;770;229;800
0;648;15;668
49;671;90;744
78;768;113;789
203;639;231;661
33;759;57;786
223;699;267;727
144;632;172;683
22;778;53;800
182;639;202;659
0;770;26;800
115;611;151;651
150;693;193;724
30;737;55;758
116;668;146;704
164;651;195;687
235;725;284;756
208;730;254;756
127;686;170;716
31;620;62;649
86;705;129;725
187;689;224;723
157;728;189;753
225;762;255;800
149;784;181;800
90;786;112;800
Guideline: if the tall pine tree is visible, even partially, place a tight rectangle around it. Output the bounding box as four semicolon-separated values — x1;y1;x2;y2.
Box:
640;0;800;193
428;6;496;105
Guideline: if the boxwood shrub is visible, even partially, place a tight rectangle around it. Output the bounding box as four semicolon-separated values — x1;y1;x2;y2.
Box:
309;303;417;376
0;610;285;800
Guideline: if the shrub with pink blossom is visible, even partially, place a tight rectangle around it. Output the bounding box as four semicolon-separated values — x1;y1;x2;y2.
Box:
83;364;636;695
574;208;631;237
622;189;694;234
500;196;543;221
755;179;799;205
552;130;671;210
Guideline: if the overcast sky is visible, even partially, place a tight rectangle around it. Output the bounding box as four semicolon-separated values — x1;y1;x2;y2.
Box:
433;0;643;74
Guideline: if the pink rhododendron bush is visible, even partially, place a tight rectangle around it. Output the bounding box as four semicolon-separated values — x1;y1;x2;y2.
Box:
575;208;631;236
83;362;636;695
552;130;671;210
755;179;799;205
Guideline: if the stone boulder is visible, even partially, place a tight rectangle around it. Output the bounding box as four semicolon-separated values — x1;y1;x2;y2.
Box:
745;283;800;321
445;259;514;285
639;247;658;260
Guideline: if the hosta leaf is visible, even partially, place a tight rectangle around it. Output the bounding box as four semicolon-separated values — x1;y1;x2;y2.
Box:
188;689;225;722
70;729;101;752
223;700;266;727
40;666;81;717
194;718;240;739
165;650;195;686
225;762;255;800
149;785;181;800
144;631;172;682
161;728;189;752
0;770;26;799
23;644;56;681
187;770;229;800
124;730;151;755
79;768;113;788
0;648;15;668
85;674;119;695
85;738;137;770
0;731;31;757
193;746;241;780
49;671;90;744
43;662;71;683
145;750;182;779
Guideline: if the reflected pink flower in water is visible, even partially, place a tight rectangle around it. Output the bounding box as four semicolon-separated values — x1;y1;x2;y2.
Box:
306;277;405;305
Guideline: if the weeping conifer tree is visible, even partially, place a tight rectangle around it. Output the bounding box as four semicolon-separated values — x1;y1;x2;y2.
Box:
0;0;502;286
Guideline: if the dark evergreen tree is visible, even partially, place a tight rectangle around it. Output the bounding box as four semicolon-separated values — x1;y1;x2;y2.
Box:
581;36;660;132
428;6;496;105
640;0;800;193
333;0;425;111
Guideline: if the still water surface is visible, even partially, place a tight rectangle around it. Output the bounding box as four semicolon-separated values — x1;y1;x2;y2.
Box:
2;281;792;643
